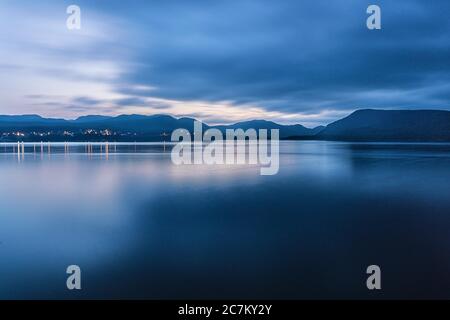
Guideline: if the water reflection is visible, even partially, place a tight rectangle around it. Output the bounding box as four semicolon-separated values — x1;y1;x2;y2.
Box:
0;142;450;299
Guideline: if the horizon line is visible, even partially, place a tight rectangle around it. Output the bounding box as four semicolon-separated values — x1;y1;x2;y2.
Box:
1;108;450;129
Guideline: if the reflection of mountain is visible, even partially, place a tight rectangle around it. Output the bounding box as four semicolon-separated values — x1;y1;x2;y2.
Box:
0;109;449;142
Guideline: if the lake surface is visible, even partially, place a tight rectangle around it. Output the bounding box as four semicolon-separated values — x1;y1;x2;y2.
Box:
1;141;450;299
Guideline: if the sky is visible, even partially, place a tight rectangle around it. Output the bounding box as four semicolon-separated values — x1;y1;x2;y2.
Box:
0;0;449;127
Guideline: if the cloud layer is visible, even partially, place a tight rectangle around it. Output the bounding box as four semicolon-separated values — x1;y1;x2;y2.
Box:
1;0;449;126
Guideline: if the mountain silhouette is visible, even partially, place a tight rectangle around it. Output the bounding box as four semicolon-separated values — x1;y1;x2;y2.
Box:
317;109;450;142
0;114;320;141
0;109;449;142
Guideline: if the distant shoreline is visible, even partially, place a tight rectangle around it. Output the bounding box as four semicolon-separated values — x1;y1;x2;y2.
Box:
1;109;449;143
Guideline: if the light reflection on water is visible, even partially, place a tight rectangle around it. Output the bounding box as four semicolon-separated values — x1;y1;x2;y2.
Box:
0;141;450;299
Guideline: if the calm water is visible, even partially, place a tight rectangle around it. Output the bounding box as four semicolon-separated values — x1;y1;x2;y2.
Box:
1;141;450;299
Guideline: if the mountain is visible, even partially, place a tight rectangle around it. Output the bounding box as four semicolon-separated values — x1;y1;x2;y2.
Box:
89;114;193;133
216;120;320;138
0;114;66;124
0;114;44;122
0;115;69;131
0;114;320;141
73;115;112;123
1;109;449;142
317;109;450;142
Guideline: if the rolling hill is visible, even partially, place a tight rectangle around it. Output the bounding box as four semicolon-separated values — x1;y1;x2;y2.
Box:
317;109;450;142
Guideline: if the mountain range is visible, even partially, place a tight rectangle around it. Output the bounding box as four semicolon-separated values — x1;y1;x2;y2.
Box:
316;109;450;142
0;109;449;142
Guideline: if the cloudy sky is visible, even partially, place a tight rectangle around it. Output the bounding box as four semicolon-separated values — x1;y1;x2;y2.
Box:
0;0;449;126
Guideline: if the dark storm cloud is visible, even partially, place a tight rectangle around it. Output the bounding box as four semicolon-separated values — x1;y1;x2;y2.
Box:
4;0;450;121
94;0;450;114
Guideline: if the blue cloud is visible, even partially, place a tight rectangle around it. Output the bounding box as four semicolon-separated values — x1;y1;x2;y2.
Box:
1;0;450;124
